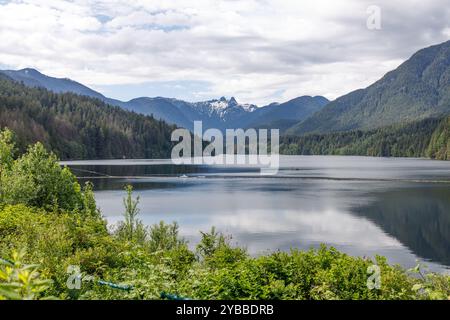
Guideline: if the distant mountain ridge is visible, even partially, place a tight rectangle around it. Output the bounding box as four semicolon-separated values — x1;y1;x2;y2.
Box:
0;74;177;159
0;68;328;131
0;68;107;100
242;96;329;132
287;40;450;135
5;39;450;137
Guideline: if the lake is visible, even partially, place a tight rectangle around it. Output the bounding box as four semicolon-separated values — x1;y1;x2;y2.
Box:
62;156;450;272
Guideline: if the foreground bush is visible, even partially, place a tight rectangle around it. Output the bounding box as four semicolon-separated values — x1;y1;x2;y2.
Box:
0;249;53;300
1;202;450;300
0;127;449;300
0;129;97;213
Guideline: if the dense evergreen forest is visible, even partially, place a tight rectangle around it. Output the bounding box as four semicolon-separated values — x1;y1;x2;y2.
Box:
0;75;176;160
280;117;450;160
0;73;448;161
427;116;450;160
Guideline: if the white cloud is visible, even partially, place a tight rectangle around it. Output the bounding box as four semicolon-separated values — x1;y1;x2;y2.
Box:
0;0;449;105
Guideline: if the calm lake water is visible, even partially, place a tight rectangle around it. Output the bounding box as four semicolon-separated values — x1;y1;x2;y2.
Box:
62;156;450;272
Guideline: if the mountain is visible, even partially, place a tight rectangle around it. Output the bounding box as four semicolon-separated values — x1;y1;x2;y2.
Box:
241;96;329;132
0;73;176;160
0;68;326;131
117;96;259;131
121;97;195;130
0;68;107;100
287;40;450;135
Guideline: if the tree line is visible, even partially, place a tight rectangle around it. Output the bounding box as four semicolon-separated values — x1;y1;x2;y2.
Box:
0;73;448;161
0;75;177;160
280;117;450;160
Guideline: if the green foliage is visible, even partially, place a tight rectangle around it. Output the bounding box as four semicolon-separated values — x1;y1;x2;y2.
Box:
81;182;100;218
0;249;53;300
1;142;83;210
0;130;98;212
0;135;449;300
197;227;226;259
0;76;176;160
0;128;16;203
281;117;446;158
1;201;450;300
196;227;247;268
147;221;185;252
0;128;15;171
0;203;114;297
408;263;450;300
114;185;147;244
427;116;450;160
173;247;449;300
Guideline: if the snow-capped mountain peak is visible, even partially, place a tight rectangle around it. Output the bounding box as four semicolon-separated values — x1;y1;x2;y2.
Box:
0;67;330;132
208;97;256;112
240;103;257;112
183;96;256;121
209;99;229;111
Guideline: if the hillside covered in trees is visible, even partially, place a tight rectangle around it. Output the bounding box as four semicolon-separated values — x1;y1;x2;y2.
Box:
427;117;450;160
1;133;450;300
281;117;450;160
0;72;448;162
0;74;176;160
288;40;450;135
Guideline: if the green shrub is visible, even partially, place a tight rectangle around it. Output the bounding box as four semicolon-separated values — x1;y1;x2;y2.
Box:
1;129;450;300
114;185;147;244
196;227;247;269
1;142;83;211
0;249;53;300
1;201;450;300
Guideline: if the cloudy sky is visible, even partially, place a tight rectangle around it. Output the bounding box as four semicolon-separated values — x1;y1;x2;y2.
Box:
0;0;449;105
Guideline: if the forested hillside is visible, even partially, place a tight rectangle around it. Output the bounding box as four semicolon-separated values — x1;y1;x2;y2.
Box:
0;71;448;162
281;117;449;160
0;75;176;160
427;117;450;160
288;40;450;135
0;69;332;133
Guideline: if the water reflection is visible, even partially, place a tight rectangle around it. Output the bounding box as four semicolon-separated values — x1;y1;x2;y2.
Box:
353;185;450;266
65;156;450;272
